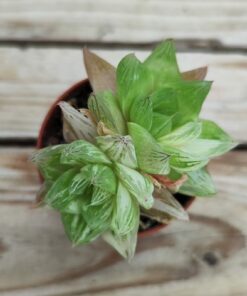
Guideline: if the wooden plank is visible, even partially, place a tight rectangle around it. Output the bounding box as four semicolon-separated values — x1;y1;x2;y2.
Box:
0;148;38;202
0;0;247;47
0;47;246;142
0;150;247;295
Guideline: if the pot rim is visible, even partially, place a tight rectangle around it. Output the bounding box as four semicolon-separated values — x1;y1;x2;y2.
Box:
37;79;195;237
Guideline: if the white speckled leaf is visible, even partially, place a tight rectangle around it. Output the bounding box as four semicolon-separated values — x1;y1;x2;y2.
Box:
128;122;170;175
88;92;126;135
80;164;117;194
111;182;140;236
91;187;112;206
61;140;111;166
61;213;102;245
179;168;216;197
158;121;202;147
115;163;154;209
97;135;137;169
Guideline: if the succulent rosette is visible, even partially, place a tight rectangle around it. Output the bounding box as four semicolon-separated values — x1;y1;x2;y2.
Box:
32;40;236;259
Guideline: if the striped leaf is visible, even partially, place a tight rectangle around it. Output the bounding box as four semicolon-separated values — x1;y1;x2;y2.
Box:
97;135;137;169
128;122;170;175
111;182;140;236
115;163;154;209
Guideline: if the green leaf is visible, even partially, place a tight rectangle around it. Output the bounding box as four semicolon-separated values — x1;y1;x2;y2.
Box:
115;163;154;209
44;168;78;210
69;172;89;196
158;122;202;147
116;54;153;117
59;102;97;143
151;87;179;115
63;186;111;217
144;40;181;84
201;120;230;140
129;95;153;130
157;121;209;173
97;135;138;169
171;120;237;159
167;169;183;181
62;187;92;214
61;140;111;166
88;91;126;135
158;120;235;170
128;122;170;175
61;213;101;245
31;145;70;182
201;119;237;146
83;192;113;232
179;168;216;197
151;81;211;127
80;164;117;194
62;199;84;214
83;48;116;93
170;155;208;172
91;186;112;206
177;139;236;159
150;113;173;138
111;182;140;236
169;80;212;126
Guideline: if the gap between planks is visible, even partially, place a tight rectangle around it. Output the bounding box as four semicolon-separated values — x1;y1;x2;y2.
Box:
0;47;246;143
0;39;246;54
0;0;247;47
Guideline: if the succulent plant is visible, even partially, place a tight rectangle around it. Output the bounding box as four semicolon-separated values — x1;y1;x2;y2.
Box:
32;40;236;259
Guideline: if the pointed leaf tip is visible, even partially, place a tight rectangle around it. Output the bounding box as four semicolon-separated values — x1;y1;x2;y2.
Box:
153;186;189;221
59;101;97;143
182;66;208;81
83;48;116;93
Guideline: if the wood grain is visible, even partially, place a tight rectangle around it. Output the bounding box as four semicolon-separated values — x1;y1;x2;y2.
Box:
0;1;246;295
0;47;246;142
0;150;247;295
0;0;247;46
0;148;38;202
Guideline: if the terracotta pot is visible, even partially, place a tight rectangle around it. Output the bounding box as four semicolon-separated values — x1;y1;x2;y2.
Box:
37;79;195;237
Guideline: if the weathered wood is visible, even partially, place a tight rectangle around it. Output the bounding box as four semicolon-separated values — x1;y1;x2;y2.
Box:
0;148;38;202
0;47;246;142
0;0;247;46
0;150;246;295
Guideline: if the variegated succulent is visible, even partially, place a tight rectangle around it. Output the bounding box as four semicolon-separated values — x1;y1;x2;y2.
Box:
32;40;236;259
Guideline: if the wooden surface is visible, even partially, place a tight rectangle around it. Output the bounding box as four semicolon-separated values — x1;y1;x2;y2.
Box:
0;151;247;296
0;0;247;46
0;1;247;295
0;48;246;142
